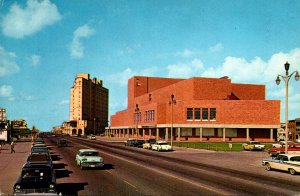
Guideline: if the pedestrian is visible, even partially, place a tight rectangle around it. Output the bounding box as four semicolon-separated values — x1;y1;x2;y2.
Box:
10;141;15;153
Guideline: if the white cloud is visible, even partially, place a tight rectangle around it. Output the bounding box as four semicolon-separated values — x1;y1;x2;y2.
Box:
1;0;61;39
28;54;41;66
176;49;197;58
209;43;224;52
202;48;300;84
0;85;13;97
167;58;204;78
70;24;95;59
107;66;158;87
0;46;20;77
58;99;69;105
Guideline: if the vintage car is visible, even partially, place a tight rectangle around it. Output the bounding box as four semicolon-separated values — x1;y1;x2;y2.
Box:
267;144;300;157
262;154;300;175
13;162;57;195
57;138;68;147
88;135;96;140
242;141;265;151
124;138;137;147
272;141;294;148
27;153;52;167
142;139;156;149
31;147;50;157
75;149;104;170
151;141;172;151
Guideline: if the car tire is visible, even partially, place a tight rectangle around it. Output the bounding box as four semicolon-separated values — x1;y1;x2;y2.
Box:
80;162;84;170
289;168;296;175
265;163;272;171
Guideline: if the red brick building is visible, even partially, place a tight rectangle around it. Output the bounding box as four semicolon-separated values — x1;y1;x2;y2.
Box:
106;76;280;142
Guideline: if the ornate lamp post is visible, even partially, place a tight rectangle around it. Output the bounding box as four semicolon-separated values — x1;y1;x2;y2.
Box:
135;104;140;139
169;94;176;149
276;62;299;154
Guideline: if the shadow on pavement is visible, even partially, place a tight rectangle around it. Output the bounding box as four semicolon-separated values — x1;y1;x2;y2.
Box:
51;154;62;161
53;162;68;169
55;169;73;178
56;182;88;196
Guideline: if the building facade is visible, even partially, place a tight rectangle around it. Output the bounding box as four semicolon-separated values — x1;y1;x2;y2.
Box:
288;118;300;141
107;76;281;142
69;74;109;135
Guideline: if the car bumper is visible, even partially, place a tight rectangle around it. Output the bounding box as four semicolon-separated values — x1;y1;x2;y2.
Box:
82;162;104;168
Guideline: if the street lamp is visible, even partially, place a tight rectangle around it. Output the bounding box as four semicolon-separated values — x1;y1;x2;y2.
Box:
276;61;299;154
169;94;176;149
135;104;140;139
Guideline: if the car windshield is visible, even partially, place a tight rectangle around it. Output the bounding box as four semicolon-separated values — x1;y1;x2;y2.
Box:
159;142;168;145
32;147;48;153
21;168;52;178
81;151;98;156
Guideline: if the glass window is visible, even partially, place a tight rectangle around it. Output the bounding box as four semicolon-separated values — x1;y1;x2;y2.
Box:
202;108;208;120
210;108;216;120
186;108;193;120
194;108;201;120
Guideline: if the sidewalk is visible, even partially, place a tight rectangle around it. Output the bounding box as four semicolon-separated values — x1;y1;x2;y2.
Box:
0;142;31;195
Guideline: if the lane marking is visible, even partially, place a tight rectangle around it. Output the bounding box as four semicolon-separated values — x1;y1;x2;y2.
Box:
123;180;137;189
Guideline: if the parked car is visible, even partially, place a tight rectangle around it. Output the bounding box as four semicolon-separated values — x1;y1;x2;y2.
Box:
262;154;300;175
268;144;300;157
13;162;57;195
31;147;50;157
27;153;52;167
242;141;265;151
124;139;137;147
143;139;156;149
151;141;172;151
88;135;96;140
272;141;294;148
135;139;146;148
75;149;104;170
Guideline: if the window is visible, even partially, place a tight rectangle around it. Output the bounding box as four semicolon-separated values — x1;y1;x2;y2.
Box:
134;112;141;123
194;108;201;120
210;108;216;120
145;110;155;122
202;108;208;120
186;108;193;120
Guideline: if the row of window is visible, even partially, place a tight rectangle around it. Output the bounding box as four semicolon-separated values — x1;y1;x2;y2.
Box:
133;108;217;123
186;108;216;121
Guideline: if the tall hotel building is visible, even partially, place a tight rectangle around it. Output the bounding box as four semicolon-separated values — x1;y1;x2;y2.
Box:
107;76;280;142
70;74;109;135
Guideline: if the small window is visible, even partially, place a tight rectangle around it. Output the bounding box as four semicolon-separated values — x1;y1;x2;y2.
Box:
186;108;193;120
202;108;208;120
194;108;201;120
210;108;216;120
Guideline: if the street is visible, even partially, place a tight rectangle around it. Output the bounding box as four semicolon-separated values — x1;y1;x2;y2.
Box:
1;136;300;195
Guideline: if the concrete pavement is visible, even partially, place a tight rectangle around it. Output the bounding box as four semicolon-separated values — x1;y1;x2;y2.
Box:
0;142;31;195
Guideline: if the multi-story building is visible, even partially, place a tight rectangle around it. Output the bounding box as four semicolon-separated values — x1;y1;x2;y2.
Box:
107;76;280;142
70;73;109;135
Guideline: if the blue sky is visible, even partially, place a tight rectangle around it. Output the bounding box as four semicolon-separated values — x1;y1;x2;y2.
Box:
1;0;300;131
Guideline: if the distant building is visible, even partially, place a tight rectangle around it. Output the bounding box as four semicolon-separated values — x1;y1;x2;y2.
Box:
108;76;280;142
69;74;109;135
288;118;300;141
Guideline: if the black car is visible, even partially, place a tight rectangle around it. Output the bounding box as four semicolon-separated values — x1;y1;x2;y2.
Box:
13;162;57;195
124;139;137;147
27;153;52;167
31;147;50;156
57;138;68;147
135;139;146;148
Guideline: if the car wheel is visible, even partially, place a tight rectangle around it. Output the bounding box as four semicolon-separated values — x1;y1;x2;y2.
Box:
265;163;272;171
80;162;84;170
289;168;296;175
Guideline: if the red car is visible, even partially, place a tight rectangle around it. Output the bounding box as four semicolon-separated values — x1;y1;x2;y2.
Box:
268;144;300;156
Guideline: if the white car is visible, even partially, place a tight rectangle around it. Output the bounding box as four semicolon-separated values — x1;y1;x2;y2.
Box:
272;141;294;148
89;135;96;140
75;149;104;169
151;141;172;151
262;154;300;175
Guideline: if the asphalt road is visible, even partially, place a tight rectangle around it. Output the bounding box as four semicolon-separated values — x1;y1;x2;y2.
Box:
48;136;300;195
2;137;300;195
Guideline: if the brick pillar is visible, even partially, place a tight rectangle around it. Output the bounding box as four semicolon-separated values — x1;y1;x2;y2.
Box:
246;128;250;141
156;128;159;140
177;128;181;141
165;127;169;142
149;129;152;139
200;127;203;142
223;128;226;142
270;128;273;142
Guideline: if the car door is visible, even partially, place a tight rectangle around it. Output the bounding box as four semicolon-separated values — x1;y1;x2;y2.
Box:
278;155;289;171
270;155;283;170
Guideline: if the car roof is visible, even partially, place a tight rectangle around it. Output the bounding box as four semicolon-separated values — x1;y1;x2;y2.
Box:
79;149;97;153
278;154;300;158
